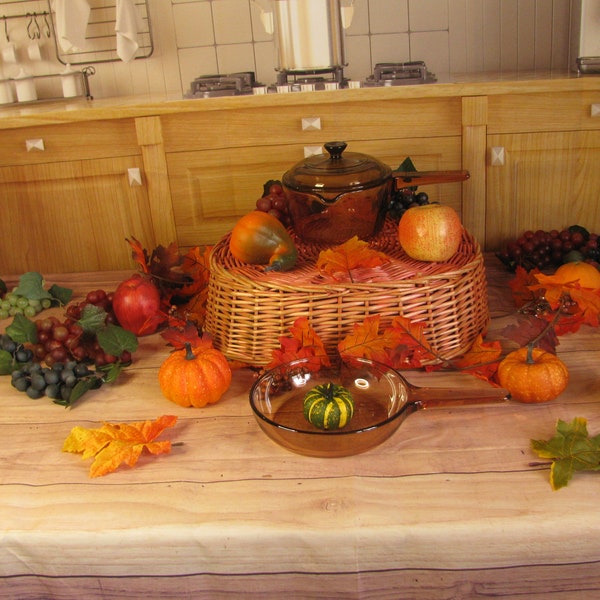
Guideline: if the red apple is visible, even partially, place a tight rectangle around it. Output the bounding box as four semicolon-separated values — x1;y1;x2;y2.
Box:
398;203;463;262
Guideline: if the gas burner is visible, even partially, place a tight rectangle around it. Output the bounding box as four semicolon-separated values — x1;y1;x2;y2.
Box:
185;72;260;98
275;66;345;90
364;61;436;86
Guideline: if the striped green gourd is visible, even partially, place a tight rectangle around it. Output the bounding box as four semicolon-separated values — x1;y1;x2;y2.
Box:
303;382;355;430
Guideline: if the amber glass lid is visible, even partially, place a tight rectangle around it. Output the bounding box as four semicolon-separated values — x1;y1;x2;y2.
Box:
282;141;393;193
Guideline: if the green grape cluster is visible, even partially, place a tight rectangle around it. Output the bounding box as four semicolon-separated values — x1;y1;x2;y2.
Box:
0;292;51;320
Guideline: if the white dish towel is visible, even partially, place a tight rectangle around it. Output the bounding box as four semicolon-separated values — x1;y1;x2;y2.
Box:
116;0;143;62
53;0;91;53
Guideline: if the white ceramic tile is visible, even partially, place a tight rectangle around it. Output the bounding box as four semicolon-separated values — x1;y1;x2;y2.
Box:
500;0;519;70
179;46;218;91
552;0;571;70
173;2;214;48
410;31;449;74
517;0;536;70
370;0;408;34
448;0;467;72
254;40;277;83
216;42;256;73
370;33;410;65
534;0;553;69
344;34;372;79
345;0;370;35
409;0;448;32
213;0;253;45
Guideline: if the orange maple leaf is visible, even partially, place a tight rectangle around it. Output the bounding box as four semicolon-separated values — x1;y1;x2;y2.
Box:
383;315;437;368
509;266;543;307
267;317;331;370
126;237;151;275
448;334;503;383
316;236;390;282
530;272;600;328
180;245;212;297
63;415;178;478
161;321;206;349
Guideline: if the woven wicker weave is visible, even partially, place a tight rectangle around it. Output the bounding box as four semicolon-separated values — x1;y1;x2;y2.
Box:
205;219;489;365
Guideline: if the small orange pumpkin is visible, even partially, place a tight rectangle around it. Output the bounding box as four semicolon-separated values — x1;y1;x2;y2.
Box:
497;345;569;403
553;261;600;290
158;343;232;407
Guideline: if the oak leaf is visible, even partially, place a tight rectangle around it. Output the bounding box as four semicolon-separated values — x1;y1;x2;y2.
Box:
337;315;390;363
316;237;390;282
383;315;437;369
509;266;543;307
63;415;178;478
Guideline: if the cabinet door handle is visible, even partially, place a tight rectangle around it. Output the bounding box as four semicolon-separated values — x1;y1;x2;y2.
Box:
304;145;323;157
592;104;600;117
25;138;45;152
301;117;321;131
490;146;505;166
128;168;142;186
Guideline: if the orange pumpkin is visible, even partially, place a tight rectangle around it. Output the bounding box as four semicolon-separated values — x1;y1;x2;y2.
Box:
229;211;297;271
158;343;232;407
497;346;569;403
553;261;600;289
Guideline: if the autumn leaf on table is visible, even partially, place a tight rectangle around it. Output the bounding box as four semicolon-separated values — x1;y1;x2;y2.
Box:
383;315;437;369
531;417;600;490
63;415;178;478
509;266;543;307
530;271;600;329
500;314;559;354
316;236;390;282
267;317;331;370
161;320;205;349
448;334;503;383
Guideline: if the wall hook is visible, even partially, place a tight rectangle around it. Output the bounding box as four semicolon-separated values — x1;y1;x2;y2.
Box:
27;13;42;40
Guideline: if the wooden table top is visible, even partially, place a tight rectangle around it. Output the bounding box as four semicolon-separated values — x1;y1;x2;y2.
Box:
1;257;599;599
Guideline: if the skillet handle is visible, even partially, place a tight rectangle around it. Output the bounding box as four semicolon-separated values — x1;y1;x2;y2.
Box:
408;384;510;410
392;169;470;188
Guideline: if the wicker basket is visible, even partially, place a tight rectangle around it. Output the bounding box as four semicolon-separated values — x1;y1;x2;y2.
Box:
205;219;489;366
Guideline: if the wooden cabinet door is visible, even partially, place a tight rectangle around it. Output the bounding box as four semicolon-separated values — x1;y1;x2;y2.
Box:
167;137;462;248
0;156;155;274
485;130;600;251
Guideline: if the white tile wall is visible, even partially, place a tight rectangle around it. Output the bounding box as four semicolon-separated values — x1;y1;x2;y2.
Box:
0;0;576;100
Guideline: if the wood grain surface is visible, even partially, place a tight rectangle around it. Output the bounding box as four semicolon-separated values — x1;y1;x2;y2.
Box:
1;258;599;599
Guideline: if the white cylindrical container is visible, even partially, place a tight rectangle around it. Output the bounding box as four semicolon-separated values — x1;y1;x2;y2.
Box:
61;64;79;98
0;79;14;104
15;69;37;102
2;42;18;64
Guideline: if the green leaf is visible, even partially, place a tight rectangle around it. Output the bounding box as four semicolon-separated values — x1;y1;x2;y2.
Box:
55;377;102;408
96;324;138;357
13;272;53;301
531;417;600;490
5;313;38;345
78;304;108;334
0;349;14;375
396;157;417;172
98;362;124;384
0;279;7;295
49;284;73;306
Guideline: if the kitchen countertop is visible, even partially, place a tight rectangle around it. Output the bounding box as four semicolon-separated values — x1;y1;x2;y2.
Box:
1;257;600;599
1;70;600;131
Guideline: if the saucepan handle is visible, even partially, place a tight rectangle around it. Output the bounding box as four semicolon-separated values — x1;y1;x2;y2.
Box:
407;384;510;410
392;169;470;188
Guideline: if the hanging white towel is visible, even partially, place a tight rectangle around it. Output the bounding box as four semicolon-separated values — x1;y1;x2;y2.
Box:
116;0;143;62
52;0;91;53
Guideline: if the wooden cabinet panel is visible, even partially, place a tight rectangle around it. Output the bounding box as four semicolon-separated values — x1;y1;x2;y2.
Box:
0;156;155;274
167;137;461;248
161;97;462;153
0;120;141;167
485;130;600;250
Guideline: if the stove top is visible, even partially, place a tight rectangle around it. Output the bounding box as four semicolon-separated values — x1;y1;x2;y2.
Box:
184;61;436;98
363;61;436;86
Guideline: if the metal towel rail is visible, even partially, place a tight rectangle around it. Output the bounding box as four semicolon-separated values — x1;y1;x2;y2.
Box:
47;0;153;65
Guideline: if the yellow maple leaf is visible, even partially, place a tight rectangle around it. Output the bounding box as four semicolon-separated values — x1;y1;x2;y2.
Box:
63;415;178;478
316;236;390;281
